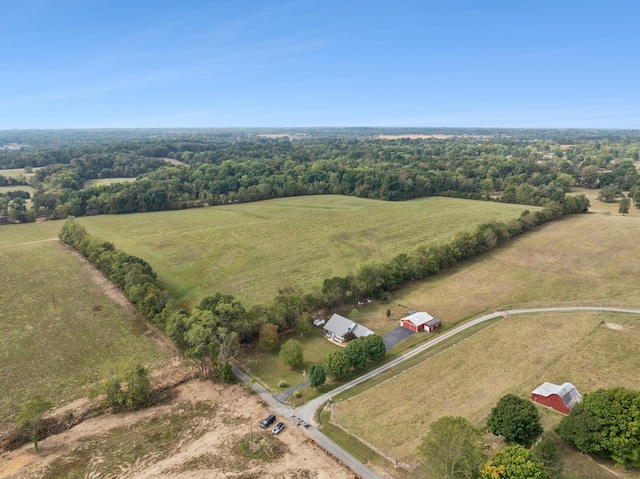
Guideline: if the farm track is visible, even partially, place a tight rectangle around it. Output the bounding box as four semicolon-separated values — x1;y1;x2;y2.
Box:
0;237;58;249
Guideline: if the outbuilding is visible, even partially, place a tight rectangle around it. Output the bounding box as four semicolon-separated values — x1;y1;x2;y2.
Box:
530;382;582;415
400;312;442;332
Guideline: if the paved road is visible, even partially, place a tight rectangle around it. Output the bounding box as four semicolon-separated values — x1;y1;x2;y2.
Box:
239;306;640;479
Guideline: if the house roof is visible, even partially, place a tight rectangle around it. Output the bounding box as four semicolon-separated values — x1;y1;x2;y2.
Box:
324;313;374;338
531;382;582;408
401;312;439;327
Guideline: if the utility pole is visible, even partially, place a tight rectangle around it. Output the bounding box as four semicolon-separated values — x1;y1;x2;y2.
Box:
303;369;307;397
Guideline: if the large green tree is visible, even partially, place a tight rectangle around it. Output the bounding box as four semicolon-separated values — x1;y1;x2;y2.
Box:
344;338;368;371
308;364;326;388
487;394;543;446
96;360;151;410
418;416;485;479
258;322;279;350
556;387;640;467
619;197;631;215
480;445;550;479
363;334;387;361
279;339;303;369
324;350;350;381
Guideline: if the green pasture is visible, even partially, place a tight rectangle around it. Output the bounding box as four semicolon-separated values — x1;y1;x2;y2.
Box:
0;167;39;179
76;195;534;307
83;177;135;188
0;240;170;424
0;220;63;247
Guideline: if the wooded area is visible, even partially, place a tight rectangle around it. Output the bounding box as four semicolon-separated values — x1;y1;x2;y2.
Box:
1;128;636;222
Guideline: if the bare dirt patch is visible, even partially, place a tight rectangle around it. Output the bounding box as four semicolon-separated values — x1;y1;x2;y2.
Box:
604;322;624;330
0;379;355;479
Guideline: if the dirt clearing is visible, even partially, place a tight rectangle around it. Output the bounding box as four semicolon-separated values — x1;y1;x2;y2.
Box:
0;379;356;479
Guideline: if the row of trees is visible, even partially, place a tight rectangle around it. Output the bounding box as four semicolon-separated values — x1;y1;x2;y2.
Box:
59;219;167;322
318;199;588;303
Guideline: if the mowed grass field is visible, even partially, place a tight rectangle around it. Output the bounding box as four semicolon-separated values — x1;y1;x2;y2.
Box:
0;167;40;179
353;210;640;329
74;195;534;307
0;240;171;424
83;177;135;188
332;312;640;466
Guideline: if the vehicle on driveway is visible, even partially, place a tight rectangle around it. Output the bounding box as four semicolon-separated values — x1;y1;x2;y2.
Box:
272;421;285;435
260;414;276;429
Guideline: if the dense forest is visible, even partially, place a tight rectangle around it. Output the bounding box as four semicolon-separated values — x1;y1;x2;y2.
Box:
1;128;639;221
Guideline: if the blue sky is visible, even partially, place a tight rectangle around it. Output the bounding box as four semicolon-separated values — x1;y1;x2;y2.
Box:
1;0;639;129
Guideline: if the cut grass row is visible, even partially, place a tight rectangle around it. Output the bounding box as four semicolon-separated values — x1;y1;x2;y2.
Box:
0;240;170;423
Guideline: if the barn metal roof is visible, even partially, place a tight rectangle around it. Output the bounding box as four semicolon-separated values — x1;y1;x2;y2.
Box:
532;382;582;409
401;312;439;327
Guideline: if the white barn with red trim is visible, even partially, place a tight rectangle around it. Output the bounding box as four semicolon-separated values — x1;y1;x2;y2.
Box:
400;312;442;332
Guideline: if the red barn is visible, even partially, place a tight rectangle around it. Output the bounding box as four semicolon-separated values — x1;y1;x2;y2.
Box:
531;382;582;415
400;312;442;332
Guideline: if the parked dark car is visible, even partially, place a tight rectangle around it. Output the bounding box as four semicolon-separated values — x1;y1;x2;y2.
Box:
272;421;285;435
260;414;276;429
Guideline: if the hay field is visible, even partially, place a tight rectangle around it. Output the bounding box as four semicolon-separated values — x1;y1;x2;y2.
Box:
354;211;640;326
83;177;135;188
332;311;640;465
75;195;533;307
0;221;64;246
0;240;170;423
0;168;39;179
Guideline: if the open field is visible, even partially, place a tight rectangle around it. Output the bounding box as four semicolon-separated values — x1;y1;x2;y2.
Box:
0;221;62;246
323;207;640;478
83;177;136;188
353;210;640;327
0;240;171;423
74;195;534;307
0;168;40;179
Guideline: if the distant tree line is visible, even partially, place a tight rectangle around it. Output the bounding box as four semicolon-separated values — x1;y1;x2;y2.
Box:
3;133;634;221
